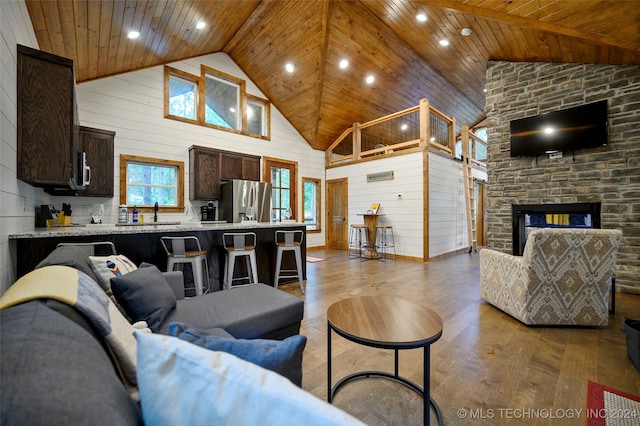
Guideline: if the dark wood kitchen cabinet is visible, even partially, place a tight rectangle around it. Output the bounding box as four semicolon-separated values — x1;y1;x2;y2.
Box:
220;152;261;181
17;45;77;187
78;126;115;197
189;146;221;200
189;146;261;200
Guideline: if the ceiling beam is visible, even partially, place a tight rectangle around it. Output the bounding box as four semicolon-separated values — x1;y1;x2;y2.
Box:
425;0;640;52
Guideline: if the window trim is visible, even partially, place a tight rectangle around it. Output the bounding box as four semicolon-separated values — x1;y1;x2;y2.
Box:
263;156;298;222
119;154;185;213
302;177;321;233
246;94;271;140
164;64;271;140
164;66;200;125
201;65;246;133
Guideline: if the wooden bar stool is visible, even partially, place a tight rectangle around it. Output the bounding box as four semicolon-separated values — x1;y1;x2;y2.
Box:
222;232;258;290
376;225;396;261
161;236;209;296
274;230;305;294
348;224;368;259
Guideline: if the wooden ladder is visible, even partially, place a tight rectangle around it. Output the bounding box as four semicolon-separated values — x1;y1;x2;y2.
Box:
462;155;477;253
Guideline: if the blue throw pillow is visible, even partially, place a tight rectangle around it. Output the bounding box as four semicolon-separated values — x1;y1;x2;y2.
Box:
135;332;363;426
168;322;306;386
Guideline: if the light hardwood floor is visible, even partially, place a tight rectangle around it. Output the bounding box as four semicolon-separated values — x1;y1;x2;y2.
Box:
276;248;640;425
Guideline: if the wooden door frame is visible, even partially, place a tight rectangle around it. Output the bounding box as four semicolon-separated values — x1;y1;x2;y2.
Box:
326;177;348;250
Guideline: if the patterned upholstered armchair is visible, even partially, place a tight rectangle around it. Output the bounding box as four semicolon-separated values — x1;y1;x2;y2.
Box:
480;228;622;326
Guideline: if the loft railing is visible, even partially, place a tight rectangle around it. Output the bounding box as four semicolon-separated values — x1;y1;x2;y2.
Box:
458;125;487;168
326;99;455;167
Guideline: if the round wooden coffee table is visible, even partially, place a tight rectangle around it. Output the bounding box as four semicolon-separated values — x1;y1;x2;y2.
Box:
327;296;443;426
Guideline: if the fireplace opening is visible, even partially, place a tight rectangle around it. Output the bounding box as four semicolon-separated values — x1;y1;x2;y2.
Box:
512;203;601;255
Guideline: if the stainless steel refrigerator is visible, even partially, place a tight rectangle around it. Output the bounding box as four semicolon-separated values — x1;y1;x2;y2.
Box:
219;180;272;223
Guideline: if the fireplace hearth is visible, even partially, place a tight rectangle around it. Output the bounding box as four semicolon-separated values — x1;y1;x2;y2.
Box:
512;203;601;255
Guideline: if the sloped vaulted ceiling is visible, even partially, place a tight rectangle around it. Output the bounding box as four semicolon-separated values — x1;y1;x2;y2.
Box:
25;0;640;151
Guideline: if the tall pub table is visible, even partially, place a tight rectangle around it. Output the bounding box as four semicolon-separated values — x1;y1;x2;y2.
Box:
327;296;444;425
357;213;384;259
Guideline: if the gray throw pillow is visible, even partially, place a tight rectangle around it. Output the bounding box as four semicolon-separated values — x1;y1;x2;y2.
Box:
110;265;176;332
168;322;307;387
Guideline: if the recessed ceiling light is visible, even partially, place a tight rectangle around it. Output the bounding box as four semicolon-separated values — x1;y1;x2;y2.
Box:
401;124;408;131
430;137;436;142
196;21;206;30
483;88;487;93
285;63;295;73
365;75;375;85
439;39;450;47
461;28;472;36
544;127;554;134
230;107;236;113
127;31;140;39
416;13;427;22
339;59;349;69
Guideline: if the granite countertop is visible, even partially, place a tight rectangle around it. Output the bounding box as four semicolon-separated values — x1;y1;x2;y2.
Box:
9;221;304;239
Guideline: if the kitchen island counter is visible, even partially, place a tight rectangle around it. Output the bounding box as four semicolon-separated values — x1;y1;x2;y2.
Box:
10;222;306;292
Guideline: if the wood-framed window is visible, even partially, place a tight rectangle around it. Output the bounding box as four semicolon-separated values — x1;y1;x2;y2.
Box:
119;154;184;213
164;64;270;140
263;157;298;222
246;94;270;139
165;67;199;124
302;177;321;232
201;65;245;132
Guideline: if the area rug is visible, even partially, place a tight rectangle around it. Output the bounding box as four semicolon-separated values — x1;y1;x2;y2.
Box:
586;381;640;426
306;256;325;263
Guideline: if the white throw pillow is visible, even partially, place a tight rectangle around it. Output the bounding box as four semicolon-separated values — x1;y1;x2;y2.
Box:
135;332;365;426
89;254;137;291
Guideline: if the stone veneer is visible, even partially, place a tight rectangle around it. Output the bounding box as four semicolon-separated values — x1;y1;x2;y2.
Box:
484;62;639;293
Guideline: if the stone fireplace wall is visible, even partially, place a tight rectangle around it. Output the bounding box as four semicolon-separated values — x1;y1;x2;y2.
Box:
484;62;640;293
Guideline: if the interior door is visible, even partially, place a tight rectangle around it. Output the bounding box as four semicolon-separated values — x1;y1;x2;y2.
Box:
327;178;348;250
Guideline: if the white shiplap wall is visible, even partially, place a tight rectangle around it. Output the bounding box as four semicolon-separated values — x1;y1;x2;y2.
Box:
68;53;325;238
0;7;325;293
326;153;425;259
429;154;468;257
0;0;50;294
326;151;486;260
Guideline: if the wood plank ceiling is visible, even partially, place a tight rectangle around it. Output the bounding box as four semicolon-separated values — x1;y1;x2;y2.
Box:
25;0;640;151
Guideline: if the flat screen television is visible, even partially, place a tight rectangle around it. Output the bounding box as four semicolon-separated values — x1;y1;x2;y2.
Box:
510;100;608;157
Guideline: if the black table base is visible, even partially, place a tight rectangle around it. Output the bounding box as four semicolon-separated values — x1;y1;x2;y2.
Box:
327;327;444;426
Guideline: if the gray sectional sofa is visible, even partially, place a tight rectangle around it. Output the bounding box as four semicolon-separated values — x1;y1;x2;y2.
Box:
0;245;305;424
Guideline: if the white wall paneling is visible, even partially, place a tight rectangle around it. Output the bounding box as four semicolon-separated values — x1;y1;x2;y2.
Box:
326;151;486;260
0;12;325;293
1;0;46;294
